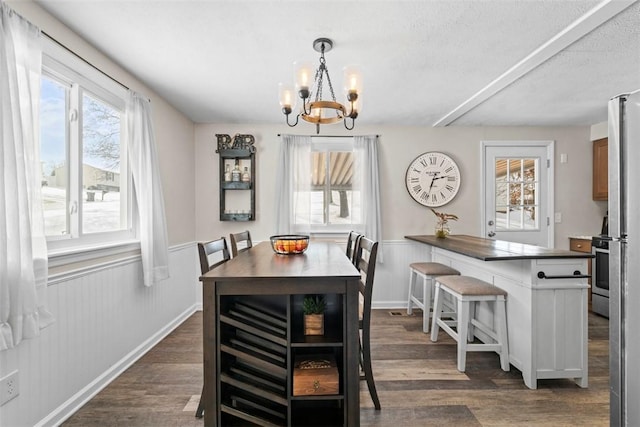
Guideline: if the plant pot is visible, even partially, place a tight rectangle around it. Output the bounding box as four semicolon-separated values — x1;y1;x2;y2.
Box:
304;314;324;336
435;222;450;238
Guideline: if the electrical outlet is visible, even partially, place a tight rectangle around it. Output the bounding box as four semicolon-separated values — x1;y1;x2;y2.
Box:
0;370;19;406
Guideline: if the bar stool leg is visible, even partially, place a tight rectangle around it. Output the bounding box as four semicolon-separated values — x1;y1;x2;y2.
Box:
467;302;475;343
496;296;510;372
457;298;470;372
422;275;432;333
407;268;416;315
430;283;443;342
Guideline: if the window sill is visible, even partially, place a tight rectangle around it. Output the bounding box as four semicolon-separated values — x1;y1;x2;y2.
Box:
48;239;141;270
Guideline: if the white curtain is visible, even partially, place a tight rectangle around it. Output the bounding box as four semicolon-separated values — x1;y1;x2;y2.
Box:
274;134;311;235
1;3;54;351
126;92;170;287
354;135;383;261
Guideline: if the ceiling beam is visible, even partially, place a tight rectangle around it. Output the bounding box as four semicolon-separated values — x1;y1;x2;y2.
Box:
432;0;638;127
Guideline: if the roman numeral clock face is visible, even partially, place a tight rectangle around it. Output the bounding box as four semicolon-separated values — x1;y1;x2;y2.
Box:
405;152;461;207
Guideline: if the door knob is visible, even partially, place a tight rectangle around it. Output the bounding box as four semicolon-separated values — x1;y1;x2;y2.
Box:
488;231;496;237
488;220;494;226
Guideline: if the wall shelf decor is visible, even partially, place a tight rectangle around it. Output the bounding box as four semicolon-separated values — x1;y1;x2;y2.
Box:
216;134;256;221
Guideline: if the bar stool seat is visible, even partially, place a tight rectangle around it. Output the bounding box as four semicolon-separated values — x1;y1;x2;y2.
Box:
407;262;460;333
430;275;510;373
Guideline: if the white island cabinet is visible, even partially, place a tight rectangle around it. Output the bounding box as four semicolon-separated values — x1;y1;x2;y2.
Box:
406;235;593;389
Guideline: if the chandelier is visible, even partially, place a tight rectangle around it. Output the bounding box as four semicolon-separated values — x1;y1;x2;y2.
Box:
279;38;362;134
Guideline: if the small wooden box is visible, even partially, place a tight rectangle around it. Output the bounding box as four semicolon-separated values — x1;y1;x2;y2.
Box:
293;355;339;396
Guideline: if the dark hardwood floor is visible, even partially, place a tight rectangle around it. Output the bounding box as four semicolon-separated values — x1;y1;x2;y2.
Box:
63;309;609;426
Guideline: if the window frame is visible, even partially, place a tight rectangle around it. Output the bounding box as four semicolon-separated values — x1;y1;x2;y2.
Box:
41;38;137;262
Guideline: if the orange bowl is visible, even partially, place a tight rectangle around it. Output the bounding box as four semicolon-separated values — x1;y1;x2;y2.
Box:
270;235;309;254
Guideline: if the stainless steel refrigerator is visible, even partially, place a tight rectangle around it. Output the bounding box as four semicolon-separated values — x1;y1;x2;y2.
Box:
608;90;640;426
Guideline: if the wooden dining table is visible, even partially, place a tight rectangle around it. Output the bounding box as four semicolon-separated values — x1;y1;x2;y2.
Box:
199;241;361;426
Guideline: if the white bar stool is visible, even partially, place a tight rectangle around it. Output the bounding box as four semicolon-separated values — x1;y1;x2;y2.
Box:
430;275;510;372
407;262;460;333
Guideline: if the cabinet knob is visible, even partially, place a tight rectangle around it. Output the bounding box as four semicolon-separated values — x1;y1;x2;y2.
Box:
576;244;582;248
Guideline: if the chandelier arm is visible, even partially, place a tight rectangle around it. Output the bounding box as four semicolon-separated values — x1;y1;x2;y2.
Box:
343;116;355;131
286;113;300;127
301;100;311;116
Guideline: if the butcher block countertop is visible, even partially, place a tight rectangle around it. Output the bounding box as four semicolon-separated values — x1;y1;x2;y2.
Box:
405;234;595;261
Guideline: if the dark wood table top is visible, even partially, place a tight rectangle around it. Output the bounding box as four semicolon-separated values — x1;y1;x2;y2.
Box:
200;241;360;281
405;234;594;261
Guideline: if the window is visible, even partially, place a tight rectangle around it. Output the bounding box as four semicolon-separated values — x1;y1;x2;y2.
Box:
40;39;133;254
292;138;362;233
293;139;362;233
494;158;539;230
277;135;381;246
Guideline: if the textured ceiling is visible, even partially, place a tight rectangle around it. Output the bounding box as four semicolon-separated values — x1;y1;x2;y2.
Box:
33;0;640;127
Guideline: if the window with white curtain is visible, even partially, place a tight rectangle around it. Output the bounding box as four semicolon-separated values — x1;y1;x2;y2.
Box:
39;39;134;255
295;139;362;232
276;134;382;258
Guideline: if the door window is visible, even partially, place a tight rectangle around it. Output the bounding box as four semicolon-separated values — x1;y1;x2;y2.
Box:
495;158;539;231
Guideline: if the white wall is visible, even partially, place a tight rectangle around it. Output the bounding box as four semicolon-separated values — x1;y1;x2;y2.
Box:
1;4;199;426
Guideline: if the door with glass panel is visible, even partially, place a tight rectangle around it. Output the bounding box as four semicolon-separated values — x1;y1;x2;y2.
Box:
482;141;554;248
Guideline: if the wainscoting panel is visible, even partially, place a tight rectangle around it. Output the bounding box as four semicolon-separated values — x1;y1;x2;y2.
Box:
0;243;200;427
370;240;433;309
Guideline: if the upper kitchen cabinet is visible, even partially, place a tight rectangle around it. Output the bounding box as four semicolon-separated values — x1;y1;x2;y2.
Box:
593;138;608;201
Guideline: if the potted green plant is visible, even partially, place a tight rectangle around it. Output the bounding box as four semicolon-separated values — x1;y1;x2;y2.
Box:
303;295;326;336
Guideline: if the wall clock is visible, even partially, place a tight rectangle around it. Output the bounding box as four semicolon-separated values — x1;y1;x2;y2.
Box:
405;152;461;207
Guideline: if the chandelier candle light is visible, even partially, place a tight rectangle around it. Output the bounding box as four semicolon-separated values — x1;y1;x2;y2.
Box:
279;38;362;134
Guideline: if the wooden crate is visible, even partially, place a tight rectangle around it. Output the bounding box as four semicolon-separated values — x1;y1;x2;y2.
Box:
293;355;339;396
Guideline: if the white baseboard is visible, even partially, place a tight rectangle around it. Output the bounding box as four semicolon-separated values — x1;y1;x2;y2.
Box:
36;304;199;427
372;301;410;310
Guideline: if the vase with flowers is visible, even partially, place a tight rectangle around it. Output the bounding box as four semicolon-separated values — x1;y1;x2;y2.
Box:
431;208;458;238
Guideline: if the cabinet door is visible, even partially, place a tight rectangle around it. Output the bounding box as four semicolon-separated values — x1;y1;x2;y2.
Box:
569;238;592;304
593;138;608;200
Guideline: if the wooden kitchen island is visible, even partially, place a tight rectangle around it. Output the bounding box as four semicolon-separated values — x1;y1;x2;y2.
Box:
405;234;594;389
200;241;361;427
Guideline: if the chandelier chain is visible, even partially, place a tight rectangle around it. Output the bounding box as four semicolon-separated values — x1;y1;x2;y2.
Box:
313;43;338;106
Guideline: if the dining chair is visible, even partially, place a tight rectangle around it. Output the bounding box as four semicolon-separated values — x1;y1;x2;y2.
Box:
229;230;252;258
345;230;362;266
195;237;231;418
354;235;381;410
